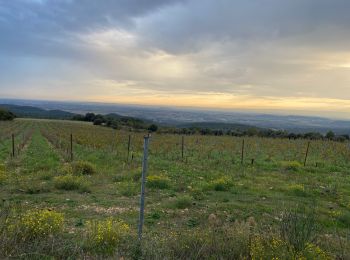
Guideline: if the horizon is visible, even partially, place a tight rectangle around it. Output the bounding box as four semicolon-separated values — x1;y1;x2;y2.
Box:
1;97;350;121
1;1;350;119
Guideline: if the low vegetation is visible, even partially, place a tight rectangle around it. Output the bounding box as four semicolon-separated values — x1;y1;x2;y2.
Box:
0;118;349;258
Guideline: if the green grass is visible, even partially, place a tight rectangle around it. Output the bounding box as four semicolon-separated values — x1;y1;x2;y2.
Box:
0;119;349;258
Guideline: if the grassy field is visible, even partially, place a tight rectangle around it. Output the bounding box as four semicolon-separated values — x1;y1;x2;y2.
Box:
0;118;350;259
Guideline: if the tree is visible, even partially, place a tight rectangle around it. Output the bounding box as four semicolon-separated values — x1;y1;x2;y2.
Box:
148;124;158;132
71;114;85;121
325;131;335;140
84;113;96;122
0;109;16;121
93;118;104;125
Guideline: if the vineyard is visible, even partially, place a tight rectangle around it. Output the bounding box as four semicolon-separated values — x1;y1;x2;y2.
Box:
0;118;350;259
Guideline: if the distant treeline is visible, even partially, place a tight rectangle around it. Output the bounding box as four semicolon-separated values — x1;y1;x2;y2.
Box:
72;113;158;132
159;127;350;142
72;113;349;142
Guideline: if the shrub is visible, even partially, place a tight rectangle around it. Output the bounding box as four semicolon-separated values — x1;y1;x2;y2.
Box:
148;124;158;132
191;188;205;200
22;182;51;194
279;206;318;255
174;195;192;209
288;184;308;197
85;218;130;255
54;175;90;192
281;161;302;171
71;161;96;175
211;177;233;191
16;209;64;240
0;109;16;121
147;175;170;189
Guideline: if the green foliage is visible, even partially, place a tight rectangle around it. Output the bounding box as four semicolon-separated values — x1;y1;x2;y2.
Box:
281;161;302;171
2;208;64;242
326;130;335;140
84;218;130;256
71;161;97;175
54;175;90;192
191;188;205;200
0;108;15;121
147;175;170;189
211;177;233;191
279;206;318;255
174;195;193;209
0;119;348;258
18;209;64;240
142;220;253;259
21;181;51;194
148;124;158;132
288;184;309;197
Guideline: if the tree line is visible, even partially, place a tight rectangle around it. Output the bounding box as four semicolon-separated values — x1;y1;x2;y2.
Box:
1;108;348;142
159;127;350;142
72;113;158;132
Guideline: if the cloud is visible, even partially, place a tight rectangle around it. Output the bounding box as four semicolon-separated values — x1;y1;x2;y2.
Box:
0;0;350;117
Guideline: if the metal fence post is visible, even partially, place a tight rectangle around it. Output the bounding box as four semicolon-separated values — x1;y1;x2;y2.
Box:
70;133;73;161
181;136;184;160
241;139;245;165
304;141;310;166
138;134;150;240
127;134;131;162
12;134;15;157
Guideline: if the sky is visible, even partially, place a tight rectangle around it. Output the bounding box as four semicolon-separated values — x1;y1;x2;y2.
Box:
1;0;350;119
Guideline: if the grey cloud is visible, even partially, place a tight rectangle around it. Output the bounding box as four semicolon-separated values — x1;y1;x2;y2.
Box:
0;0;185;56
1;0;350;106
136;0;350;54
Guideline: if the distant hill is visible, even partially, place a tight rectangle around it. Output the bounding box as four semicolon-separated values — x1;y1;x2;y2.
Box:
177;122;260;131
0;104;77;119
105;113;153;124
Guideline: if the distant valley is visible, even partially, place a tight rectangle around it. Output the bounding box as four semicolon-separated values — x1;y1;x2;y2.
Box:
1;98;350;134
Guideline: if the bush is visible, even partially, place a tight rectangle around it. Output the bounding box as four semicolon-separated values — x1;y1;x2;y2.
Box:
0;109;16;121
174;195;192;209
71;161;96;175
54;175;90;192
85;218;130;255
288;184;309;197
191;188;205;200
8;209;65;241
211;177;233;191
22;182;51;194
147;175;170;189
281;161;302;171
148;124;158;132
279;206;318;255
21;209;63;238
